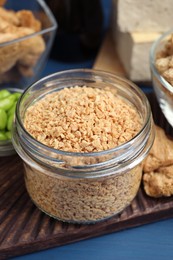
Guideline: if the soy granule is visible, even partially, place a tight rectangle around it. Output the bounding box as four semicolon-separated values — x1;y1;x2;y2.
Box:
24;86;142;153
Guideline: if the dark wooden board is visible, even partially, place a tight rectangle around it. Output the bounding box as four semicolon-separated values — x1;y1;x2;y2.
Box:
0;93;173;259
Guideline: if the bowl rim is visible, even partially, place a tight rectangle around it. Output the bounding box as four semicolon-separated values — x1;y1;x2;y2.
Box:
0;0;57;48
150;27;173;94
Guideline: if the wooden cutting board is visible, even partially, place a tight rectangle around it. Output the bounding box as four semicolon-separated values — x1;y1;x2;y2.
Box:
1;32;173;259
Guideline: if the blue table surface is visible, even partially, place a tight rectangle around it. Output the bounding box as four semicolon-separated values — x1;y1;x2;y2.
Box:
11;57;173;260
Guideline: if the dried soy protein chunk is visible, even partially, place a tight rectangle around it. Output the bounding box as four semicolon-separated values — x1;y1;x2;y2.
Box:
24;86;142;153
143;125;173;198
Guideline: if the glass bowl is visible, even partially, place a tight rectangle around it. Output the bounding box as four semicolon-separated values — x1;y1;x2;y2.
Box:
150;28;173;127
0;0;57;89
0;87;23;156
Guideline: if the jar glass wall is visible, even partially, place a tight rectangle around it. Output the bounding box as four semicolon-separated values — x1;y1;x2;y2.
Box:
12;69;154;224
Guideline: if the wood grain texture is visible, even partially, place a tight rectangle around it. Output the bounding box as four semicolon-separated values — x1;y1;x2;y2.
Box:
0;93;173;260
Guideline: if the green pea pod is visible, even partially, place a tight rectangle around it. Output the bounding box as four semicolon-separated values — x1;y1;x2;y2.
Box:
13;92;22;101
0;89;11;100
0;131;7;141
0;108;7;130
0;95;16;111
7;113;14;131
7;101;17;116
5;131;12;140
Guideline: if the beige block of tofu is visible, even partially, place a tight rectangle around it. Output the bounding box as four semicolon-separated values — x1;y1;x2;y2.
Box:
112;0;173;32
114;31;161;81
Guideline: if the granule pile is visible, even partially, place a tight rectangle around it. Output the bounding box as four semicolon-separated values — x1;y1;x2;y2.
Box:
24;163;142;223
24;86;142;153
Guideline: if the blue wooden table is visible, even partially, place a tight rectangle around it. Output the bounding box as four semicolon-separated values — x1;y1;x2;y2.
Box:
12;218;173;260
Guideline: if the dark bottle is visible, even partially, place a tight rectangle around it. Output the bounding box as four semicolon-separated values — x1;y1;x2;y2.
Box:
45;0;103;61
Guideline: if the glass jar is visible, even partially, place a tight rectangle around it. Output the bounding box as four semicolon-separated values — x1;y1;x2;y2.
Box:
12;69;154;224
